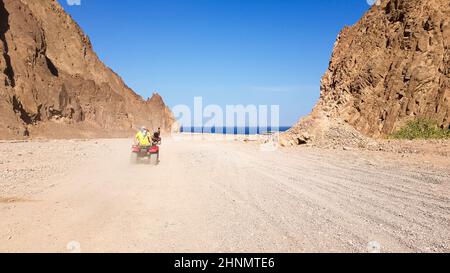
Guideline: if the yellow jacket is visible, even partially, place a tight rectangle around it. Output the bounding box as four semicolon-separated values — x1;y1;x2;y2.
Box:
136;131;151;146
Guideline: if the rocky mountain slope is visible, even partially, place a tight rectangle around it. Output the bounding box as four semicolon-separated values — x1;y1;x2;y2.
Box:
282;0;449;146
0;0;175;139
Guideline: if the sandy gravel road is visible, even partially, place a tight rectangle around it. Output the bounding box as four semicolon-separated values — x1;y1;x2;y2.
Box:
0;137;449;253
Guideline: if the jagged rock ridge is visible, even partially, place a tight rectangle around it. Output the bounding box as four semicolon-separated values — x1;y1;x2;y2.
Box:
0;0;175;139
283;0;449;146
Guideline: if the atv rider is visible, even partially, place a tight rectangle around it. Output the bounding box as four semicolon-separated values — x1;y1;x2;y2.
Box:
135;126;151;147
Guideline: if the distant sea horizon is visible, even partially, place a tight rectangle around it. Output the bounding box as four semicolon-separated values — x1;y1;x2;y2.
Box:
179;126;292;135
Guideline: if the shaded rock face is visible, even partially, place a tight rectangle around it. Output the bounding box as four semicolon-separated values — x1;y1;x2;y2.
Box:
283;0;449;146
0;0;175;139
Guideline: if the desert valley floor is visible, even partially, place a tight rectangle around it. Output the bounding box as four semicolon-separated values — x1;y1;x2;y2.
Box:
0;136;449;252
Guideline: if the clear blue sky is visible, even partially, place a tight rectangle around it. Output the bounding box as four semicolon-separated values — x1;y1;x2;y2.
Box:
58;0;372;126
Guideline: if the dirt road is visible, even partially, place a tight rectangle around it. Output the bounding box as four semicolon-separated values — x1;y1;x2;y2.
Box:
0;137;449;253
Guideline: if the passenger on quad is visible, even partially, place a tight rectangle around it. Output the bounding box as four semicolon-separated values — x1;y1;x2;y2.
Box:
152;127;162;145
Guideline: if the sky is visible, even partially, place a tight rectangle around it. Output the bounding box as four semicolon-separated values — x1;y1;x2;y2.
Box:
58;0;372;126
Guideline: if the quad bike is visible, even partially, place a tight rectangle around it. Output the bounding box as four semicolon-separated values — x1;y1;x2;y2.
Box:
131;141;160;165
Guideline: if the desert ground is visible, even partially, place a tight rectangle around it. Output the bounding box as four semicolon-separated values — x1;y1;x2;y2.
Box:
0;135;449;253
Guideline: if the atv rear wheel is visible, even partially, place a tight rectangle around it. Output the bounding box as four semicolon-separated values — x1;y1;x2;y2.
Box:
130;153;138;164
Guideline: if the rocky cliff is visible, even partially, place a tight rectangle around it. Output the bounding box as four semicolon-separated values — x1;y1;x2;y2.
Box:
0;0;175;139
283;0;449;146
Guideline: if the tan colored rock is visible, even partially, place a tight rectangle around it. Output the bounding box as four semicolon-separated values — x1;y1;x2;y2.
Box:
0;0;175;139
284;0;449;146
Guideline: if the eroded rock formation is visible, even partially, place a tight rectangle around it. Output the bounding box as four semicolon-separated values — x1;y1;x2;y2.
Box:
0;0;175;139
283;0;449;146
